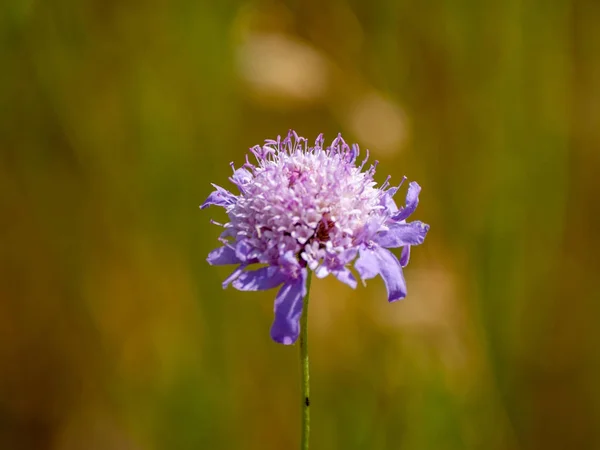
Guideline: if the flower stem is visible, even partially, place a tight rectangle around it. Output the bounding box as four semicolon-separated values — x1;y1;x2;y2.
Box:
300;271;312;450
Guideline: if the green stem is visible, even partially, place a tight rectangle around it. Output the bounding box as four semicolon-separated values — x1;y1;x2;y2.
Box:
300;271;312;450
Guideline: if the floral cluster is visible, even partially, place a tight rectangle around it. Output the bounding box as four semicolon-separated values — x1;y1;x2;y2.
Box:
202;131;429;344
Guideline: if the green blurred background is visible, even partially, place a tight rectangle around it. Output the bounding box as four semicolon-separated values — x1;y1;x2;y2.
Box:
1;0;599;449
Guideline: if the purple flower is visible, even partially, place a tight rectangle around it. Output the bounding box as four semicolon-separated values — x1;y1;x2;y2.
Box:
201;131;429;344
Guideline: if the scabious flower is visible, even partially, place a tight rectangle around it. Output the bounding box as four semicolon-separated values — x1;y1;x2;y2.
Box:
201;131;429;344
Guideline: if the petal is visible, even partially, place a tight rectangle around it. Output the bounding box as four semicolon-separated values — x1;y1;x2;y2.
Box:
355;246;407;302
235;240;254;262
382;193;399;213
230;168;253;192
200;184;236;209
333;267;357;289
354;248;380;281
400;245;411;267
232;168;252;185
380;177;406;213
315;265;329;278
374;221;429;248
232;266;287;291
219;227;236;239
207;246;241;266
356;218;384;243
375;247;407;302
338;247;358;264
349;143;359;163
270;270;308;345
222;265;246;289
393;181;421;221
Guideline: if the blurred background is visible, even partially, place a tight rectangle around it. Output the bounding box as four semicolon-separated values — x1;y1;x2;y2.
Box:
1;0;599;449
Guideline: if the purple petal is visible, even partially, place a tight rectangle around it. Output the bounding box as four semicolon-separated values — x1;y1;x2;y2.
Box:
222;265;246;289
380;177;406;213
382;191;399;213
200;184;236;209
231;168;253;191
232;266;287;291
400;245;411;267
375;247;407;302
374;221;429;248
207;246;241;266
355;246;407;302
270;270;308;345
349;143;359;163
235;240;254;262
315;265;329;278
219;227;236;239
354;248;380;281
393;182;421;221
356;218;384;243
333;267;357;289
339;247;358;264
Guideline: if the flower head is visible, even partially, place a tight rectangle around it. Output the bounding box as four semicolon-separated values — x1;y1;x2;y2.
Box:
201;131;429;344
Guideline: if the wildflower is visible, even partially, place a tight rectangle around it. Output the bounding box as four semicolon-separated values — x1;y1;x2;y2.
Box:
201;131;429;344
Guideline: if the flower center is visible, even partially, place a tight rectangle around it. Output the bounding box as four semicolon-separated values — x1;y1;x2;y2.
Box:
287;168;304;187
314;215;335;243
